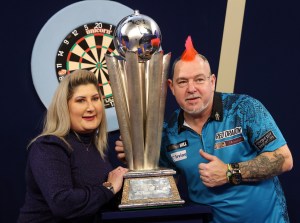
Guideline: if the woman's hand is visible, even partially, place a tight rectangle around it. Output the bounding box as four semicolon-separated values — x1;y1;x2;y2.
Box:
107;166;128;193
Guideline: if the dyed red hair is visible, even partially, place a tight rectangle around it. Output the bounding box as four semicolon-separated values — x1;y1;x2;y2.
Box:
181;36;198;61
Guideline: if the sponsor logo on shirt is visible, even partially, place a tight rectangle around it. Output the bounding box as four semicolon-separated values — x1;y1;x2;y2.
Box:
254;131;276;150
167;140;189;152
171;150;187;162
214;136;244;149
215;127;242;140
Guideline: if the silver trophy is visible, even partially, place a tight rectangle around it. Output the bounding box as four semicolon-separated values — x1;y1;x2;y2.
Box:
105;10;184;209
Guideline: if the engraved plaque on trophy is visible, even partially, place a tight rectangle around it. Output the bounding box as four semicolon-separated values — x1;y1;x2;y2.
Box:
105;10;184;210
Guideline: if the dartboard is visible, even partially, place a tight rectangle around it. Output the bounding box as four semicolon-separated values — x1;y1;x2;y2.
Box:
31;0;133;132
55;22;118;109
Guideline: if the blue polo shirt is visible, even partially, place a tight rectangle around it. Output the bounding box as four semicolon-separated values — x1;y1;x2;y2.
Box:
160;92;289;223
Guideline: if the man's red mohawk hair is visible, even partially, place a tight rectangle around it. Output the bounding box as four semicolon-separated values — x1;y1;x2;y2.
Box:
181;36;198;61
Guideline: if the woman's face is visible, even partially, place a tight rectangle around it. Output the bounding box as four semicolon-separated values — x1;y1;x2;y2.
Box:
68;84;103;133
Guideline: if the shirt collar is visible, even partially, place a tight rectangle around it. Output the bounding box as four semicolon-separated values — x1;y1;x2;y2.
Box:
178;92;223;133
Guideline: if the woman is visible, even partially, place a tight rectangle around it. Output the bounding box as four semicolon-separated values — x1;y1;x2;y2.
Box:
18;69;128;223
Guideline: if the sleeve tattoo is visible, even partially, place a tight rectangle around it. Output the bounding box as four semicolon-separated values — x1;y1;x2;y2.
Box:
240;151;285;182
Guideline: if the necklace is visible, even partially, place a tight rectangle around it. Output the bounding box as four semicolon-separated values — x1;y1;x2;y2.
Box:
73;131;93;151
81;141;92;151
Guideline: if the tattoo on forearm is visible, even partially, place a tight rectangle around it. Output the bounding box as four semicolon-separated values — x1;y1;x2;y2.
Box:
240;151;285;182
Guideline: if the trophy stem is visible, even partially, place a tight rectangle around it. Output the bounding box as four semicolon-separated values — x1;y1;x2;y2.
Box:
105;55;134;170
126;52;145;170
144;52;163;169
118;60;129;111
156;53;171;165
139;62;147;131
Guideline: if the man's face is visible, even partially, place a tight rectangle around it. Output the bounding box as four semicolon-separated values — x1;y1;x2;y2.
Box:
168;55;216;116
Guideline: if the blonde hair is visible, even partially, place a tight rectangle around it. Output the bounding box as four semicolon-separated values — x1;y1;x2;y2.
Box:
30;69;108;158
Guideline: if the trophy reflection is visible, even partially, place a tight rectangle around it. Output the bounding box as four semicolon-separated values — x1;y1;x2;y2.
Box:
105;10;184;209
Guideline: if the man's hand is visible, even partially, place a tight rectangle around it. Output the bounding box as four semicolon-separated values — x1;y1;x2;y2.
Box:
198;149;228;187
115;139;127;164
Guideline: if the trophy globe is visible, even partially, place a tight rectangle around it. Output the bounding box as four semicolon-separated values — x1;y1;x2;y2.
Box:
113;10;162;61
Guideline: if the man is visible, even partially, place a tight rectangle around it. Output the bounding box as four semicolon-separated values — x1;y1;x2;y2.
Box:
116;36;293;223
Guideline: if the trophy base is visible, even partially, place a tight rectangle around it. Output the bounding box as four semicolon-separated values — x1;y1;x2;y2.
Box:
119;169;185;210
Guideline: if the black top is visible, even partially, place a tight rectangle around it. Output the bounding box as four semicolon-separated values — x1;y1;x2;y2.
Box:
18;131;114;223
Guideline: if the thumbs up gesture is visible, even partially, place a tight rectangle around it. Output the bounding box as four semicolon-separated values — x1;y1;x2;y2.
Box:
198;149;228;187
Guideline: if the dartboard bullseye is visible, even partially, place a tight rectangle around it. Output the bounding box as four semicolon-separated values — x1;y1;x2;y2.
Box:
55;22;118;109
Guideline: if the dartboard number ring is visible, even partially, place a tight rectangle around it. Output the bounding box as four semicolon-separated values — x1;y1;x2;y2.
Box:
55;22;118;109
